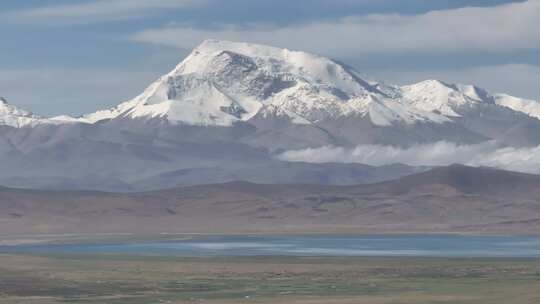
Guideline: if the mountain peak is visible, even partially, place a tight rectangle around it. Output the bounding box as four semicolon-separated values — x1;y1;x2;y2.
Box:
494;93;540;120
69;41;540;131
400;79;493;117
0;98;32;116
194;39;289;58
405;79;455;92
84;40;381;126
0;97;44;128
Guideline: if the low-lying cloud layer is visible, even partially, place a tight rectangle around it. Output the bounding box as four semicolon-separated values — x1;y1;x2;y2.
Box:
278;141;540;174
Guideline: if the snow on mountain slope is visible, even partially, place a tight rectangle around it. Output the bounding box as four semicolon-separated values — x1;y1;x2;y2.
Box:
494;94;540;120
113;39;379;125
399;80;540;122
6;40;540;136
400;80;493;117
355;95;451;126
255;104;312;125
4;40;540;192
176;39;374;98
79;40;453;127
0;97;47;128
0;97;83;128
49;95;146;124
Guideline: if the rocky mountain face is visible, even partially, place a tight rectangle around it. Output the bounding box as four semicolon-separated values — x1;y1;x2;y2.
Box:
1;40;540;191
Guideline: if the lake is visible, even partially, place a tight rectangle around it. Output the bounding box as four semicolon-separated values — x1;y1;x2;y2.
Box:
2;234;540;258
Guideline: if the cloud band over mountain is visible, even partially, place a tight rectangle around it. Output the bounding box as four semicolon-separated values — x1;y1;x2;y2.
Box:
278;141;540;174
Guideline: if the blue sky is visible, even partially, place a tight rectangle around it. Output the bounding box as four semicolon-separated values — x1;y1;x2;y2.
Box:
0;0;538;116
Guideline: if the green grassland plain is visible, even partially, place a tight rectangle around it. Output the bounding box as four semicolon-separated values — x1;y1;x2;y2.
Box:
0;254;540;304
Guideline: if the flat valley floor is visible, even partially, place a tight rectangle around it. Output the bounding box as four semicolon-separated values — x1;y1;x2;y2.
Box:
0;254;540;304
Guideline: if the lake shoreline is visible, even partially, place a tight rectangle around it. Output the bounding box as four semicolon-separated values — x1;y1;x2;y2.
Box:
3;234;540;258
2;230;540;246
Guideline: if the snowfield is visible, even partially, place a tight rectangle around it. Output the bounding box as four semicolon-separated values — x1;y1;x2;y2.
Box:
5;39;537;129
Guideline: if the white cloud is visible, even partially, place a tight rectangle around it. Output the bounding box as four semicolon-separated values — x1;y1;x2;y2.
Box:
278;141;540;174
130;0;540;56
5;0;207;23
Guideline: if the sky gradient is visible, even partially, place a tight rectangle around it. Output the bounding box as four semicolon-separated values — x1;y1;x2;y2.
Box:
0;0;537;117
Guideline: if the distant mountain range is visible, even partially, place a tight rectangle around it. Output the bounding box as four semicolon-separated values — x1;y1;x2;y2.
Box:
2;165;540;235
2;40;540;191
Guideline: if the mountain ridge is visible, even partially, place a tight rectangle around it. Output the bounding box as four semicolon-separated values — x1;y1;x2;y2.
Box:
3;40;539;129
1;165;540;235
1;40;540;191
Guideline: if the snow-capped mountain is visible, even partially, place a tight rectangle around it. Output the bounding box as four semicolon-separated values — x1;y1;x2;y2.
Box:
400;80;490;117
100;39;381;125
494;94;540;120
2;40;540;191
0;97;44;128
0;97;79;128
68;40;455;128
63;40;540;139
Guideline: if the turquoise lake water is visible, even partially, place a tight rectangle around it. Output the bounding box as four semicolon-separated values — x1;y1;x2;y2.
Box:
2;234;540;257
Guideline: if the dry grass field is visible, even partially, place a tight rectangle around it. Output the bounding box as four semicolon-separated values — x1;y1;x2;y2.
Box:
0;254;540;304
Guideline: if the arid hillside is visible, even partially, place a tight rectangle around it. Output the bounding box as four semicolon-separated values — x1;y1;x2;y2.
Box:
1;165;540;235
